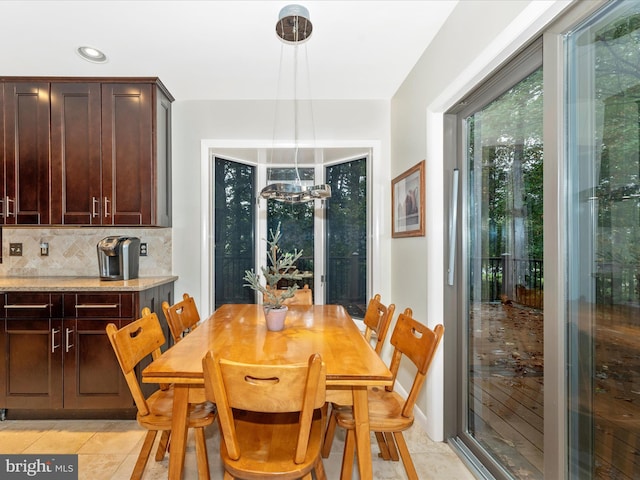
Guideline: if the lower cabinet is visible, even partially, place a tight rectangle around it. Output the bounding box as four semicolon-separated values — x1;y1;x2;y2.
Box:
0;284;173;417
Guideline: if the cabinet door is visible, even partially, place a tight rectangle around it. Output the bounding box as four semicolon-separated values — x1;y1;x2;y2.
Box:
101;83;153;225
4;82;51;224
0;318;63;409
62;318;133;409
50;83;102;225
0;83;5;224
0;293;64;409
155;88;172;227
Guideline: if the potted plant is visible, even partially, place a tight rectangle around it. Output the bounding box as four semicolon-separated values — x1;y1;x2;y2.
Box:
243;223;304;331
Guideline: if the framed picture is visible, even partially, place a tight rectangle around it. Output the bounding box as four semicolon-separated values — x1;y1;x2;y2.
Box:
392;160;425;238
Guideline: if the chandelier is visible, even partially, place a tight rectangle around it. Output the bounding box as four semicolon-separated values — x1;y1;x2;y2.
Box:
259;4;331;203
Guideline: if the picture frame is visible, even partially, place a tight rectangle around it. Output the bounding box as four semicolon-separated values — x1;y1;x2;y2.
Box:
392;160;425;238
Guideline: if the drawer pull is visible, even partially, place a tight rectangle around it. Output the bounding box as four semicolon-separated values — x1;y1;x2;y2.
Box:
75;304;119;309
4;304;49;309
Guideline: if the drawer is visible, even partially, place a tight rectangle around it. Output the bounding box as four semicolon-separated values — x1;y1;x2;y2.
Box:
64;293;135;318
1;292;63;318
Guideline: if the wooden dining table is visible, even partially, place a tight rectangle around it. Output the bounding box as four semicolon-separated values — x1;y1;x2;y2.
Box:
142;303;393;480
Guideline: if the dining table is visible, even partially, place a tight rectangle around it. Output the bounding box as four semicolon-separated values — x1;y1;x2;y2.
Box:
142;303;394;480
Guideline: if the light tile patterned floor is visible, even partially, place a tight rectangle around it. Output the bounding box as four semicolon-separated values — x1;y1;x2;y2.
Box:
0;418;476;479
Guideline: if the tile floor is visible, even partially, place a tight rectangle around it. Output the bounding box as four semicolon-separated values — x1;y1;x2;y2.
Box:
0;418;476;479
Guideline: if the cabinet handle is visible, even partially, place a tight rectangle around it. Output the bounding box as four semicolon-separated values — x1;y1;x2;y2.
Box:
75;304;119;309
4;304;49;309
51;328;60;353
5;197;14;217
65;327;74;353
104;197;110;217
91;197;99;218
0;197;3;218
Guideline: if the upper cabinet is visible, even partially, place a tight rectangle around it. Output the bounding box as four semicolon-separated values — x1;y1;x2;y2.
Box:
3;81;52;224
1;77;173;227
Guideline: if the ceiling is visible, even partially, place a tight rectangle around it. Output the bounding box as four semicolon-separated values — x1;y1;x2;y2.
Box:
0;1;458;101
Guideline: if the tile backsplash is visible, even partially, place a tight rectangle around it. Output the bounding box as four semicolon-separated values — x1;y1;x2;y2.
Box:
0;227;172;277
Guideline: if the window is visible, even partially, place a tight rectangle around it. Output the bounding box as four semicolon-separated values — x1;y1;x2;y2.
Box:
213;153;368;314
214;157;255;309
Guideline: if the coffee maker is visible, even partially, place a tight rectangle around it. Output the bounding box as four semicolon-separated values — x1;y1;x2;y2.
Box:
97;236;140;280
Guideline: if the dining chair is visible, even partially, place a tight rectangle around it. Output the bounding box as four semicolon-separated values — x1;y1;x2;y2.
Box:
202;351;327;479
335;309;444;480
266;284;313;306
162;292;201;343
106;308;215;480
321;294;396;459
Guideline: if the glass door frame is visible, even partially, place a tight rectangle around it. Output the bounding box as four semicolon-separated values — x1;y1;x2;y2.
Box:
543;2;609;478
446;38;544;480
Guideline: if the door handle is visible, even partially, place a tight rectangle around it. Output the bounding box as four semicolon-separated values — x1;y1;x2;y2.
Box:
103;197;110;218
447;168;459;286
65;327;74;353
51;328;60;353
92;197;99;218
5;197;14;217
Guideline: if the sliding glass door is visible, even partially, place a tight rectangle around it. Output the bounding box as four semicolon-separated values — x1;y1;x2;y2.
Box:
449;43;544;480
566;2;640;478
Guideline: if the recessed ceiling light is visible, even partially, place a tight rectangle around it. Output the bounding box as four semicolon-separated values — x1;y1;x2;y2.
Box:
77;46;107;63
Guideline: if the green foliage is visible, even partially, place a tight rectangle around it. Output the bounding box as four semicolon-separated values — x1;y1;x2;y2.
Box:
243;222;304;308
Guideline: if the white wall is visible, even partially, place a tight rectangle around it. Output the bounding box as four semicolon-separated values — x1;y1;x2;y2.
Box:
171;99;392;311
390;0;571;440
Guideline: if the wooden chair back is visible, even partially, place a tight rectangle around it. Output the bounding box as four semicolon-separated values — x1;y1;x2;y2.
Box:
362;293;396;354
203;352;326;464
106;307;165;417
162;293;200;343
265;284;313;306
388;308;444;417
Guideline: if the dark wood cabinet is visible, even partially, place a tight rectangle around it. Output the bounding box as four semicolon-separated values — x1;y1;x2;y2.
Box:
50;82;102;225
0;83;5;224
61;293;135;409
1;77;173;227
0;293;63;409
3;82;51;225
0;283;174;418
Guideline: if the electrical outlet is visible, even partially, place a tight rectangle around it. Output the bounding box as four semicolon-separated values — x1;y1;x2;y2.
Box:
9;243;22;256
140;243;148;256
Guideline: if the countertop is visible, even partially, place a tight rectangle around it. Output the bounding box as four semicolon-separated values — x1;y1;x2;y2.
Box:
0;276;178;292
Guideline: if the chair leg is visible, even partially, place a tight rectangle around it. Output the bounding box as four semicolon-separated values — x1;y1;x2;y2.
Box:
314;456;327;480
155;430;170;461
321;410;338;458
374;431;392;460
340;429;356;480
131;430;157;480
195;427;210;480
394;431;418;480
385;431;400;461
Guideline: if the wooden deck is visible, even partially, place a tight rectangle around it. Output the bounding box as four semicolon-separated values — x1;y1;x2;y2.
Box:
469;302;640;480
